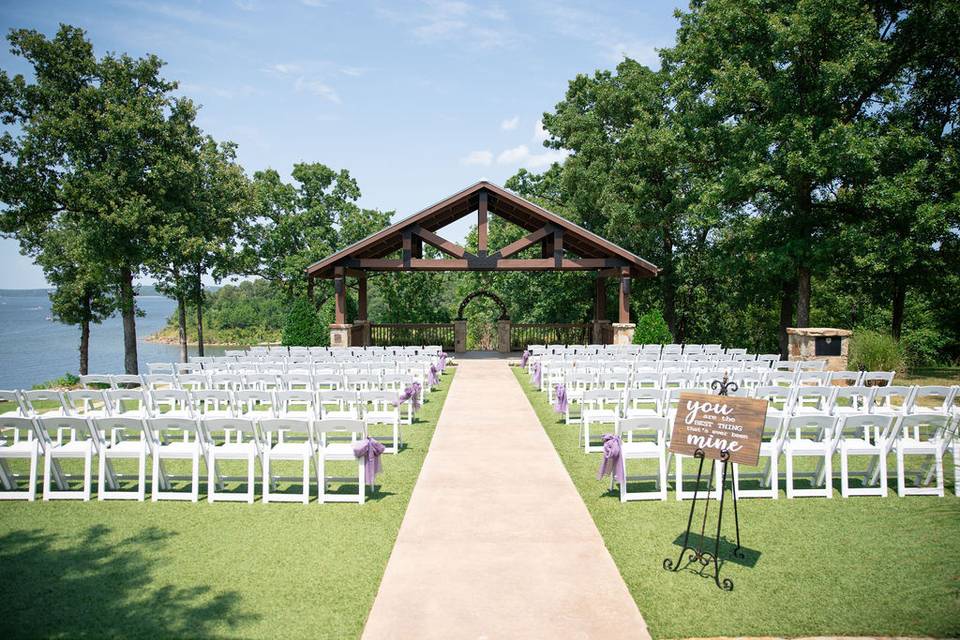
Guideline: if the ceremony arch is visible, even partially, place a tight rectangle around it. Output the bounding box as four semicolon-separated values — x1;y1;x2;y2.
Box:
305;181;659;351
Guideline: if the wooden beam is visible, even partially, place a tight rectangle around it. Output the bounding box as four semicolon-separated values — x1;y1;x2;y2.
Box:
494;225;552;259
478;190;488;257
412;225;469;258
348;257;624;272
357;276;367;321
411;235;423;259
595;276;606;321
619;267;630;324
352;259;404;269
402;231;412;268
553;228;564;268
334;267;346;324
410;258;470;270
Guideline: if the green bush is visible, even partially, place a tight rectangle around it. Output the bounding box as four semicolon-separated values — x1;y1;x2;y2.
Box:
849;329;907;373
282;298;325;346
32;372;80;390
901;326;949;368
633;309;673;345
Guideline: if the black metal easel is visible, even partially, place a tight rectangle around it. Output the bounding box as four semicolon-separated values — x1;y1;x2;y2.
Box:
662;376;744;591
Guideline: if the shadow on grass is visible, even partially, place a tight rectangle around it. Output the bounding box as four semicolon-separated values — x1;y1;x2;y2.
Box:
669;531;762;568
0;525;257;639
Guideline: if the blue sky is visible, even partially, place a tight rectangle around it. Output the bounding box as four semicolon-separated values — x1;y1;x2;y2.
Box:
0;0;684;288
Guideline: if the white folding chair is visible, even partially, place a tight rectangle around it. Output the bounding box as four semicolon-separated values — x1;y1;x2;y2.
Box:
35;416;93;501
111;374;143;389
732;416;785;499
862;371;895;387
94;416;149;501
79;374;114;390
20;389;68;417
581;389;621;453
260;418;314;504
236;390;277;420
615;416;668;501
832;386;875;417
360;391;401;454
314;418;366;504
0;416;39;500
623;388;664;419
204;417;260;504
63;389;110;419
148;417;205;502
909;386;956;416
317;390;360;420
791;387;837;416
149;389;194;419
833;414;892;497
894;414;955;497
783;414;838;498
104;389;150;419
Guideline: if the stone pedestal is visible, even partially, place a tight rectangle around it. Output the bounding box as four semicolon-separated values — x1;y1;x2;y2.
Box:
453;320;467;353
611;322;635;346
787;327;852;371
353;320;371;347
329;323;352;348
592;320;612;345
497;320;511;353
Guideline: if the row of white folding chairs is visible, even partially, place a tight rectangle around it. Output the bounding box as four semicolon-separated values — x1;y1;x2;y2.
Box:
163;361;438;378
2;387;415;432
603;412;958;502
0;413;374;504
534;358;832;379
529;343;739;356
243;345;443;356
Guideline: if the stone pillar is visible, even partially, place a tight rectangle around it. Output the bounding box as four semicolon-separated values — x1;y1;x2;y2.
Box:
497;320;511;353
453;320;467;353
353;319;370;347
329;323;352;348
787;327;852;371
612;322;635;345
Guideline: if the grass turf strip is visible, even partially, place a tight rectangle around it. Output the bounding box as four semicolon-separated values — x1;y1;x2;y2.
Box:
512;366;960;639
0;368;454;640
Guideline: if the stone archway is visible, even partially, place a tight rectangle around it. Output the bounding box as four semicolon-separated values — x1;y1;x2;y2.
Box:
454;290;510;352
456;290;509;321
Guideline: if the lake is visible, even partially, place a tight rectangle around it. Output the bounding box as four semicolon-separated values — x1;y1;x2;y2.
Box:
0;291;228;389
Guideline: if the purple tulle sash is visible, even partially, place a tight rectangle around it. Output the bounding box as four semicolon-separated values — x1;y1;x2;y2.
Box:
597;434;624;485
553;384;568;414
394;383;422;411
428;364;440;386
521;350;530;367
353;437;385;486
532;361;542;386
438;352;447;371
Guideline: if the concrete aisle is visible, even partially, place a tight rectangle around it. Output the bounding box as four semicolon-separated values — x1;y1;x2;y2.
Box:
362;357;650;640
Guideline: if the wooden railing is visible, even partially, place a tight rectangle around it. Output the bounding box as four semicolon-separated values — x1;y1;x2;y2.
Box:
350;323;366;346
510;323;592;351
370;323;455;351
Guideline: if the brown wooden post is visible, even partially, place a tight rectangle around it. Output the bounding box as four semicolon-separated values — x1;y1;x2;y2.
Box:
553;228;564;268
334;267;346;324
402;231;412;268
477;190;488;257
618;267;631;323
594;276;606;321
357;275;368;321
411;235;423;259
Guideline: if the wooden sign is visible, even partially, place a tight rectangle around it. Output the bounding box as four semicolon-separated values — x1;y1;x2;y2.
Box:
669;392;768;467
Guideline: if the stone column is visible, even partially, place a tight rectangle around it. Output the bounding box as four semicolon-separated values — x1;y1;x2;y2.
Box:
497;320;511;353
329;323;352;348
611;322;635;345
352;319;370;347
787;327;852;371
453;320;467;353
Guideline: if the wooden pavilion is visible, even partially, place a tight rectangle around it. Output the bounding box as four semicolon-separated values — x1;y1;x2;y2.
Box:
305;181;659;351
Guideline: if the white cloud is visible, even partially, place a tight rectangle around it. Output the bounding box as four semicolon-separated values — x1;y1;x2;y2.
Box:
268;62;302;75
500;115;519;131
496;144;569;169
340;66;368;77
461;150;493;166
379;0;518;49
294;77;341;103
534;119;549;142
179;83;259;99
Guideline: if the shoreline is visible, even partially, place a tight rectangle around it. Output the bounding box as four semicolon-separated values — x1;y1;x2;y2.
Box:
144;330;278;347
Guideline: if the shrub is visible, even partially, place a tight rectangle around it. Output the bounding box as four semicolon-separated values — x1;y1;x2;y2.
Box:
848;330;907;373
633;309;673;345
32;372;80;390
282;298;324;346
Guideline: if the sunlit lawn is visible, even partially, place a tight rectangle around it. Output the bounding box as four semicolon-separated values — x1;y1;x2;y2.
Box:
513;366;960;639
0;369;454;640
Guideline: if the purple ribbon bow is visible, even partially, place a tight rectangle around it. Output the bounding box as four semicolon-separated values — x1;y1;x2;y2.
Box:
597;434;624;486
394;383;422;411
353;437;385;486
532;361;542;386
438;352;447;371
428;364;440;386
521;350;530;367
553;384;568;414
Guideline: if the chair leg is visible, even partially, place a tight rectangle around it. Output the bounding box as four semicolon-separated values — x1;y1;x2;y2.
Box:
659;450;668;501
0;459;13;490
43;452;52;501
896;447;906;496
878;450;888;498
98;452;107;502
152;451;161;502
840;446;849;498
785;450;794;499
262;454;271;504
137;448;146;502
823;452;832;498
207;450;217;503
247;452;255;504
358;457;365;505
29;445;37;501
83;449;92;501
935;451;944;497
302;454;310;505
191;450;200;503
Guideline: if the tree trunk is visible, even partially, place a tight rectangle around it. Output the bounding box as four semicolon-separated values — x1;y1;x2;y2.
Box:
195;271;205;357
796;266;811;328
79;293;91;376
891;277;906;340
119;266;138;374
177;292;189;363
661;227;677;341
779;280;795;359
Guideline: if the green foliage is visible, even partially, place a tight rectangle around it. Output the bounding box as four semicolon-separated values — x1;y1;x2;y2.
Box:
281;297;324;347
32;373;80;390
849;330;907;373
159;279;285;345
632;310;673;345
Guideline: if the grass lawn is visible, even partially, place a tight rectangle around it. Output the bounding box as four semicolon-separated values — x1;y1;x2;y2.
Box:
512;366;960;639
0;368;454;640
